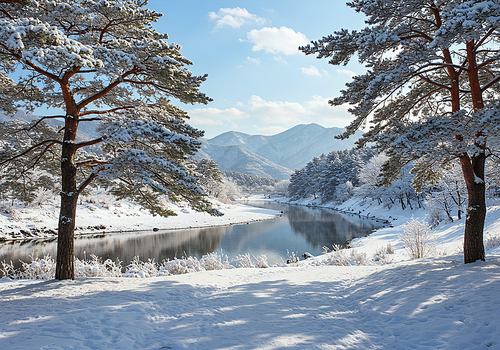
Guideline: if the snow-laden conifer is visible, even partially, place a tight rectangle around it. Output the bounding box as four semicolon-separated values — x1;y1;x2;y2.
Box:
301;0;500;263
0;0;219;279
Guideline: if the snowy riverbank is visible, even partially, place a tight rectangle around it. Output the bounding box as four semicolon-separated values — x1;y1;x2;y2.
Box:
276;196;500;261
1;197;500;349
0;199;281;241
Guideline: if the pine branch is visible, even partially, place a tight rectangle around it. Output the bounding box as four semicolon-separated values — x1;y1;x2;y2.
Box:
77;67;141;110
0;139;62;166
80;106;135;116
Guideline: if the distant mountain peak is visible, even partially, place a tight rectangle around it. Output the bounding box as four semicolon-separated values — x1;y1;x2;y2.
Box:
200;124;362;179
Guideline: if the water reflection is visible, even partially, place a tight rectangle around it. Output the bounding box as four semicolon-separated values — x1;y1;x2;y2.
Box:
287;206;376;247
0;200;383;272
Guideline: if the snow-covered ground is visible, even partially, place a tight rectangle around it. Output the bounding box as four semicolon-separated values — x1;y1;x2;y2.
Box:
1;197;500;349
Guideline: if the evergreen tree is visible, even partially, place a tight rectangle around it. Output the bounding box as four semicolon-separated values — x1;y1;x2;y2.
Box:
0;0;217;279
288;148;374;202
301;0;500;263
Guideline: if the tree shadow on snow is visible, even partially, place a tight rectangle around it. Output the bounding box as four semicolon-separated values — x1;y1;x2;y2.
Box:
1;257;500;350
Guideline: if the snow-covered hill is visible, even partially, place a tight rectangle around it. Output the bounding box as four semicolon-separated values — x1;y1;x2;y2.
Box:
196;141;293;180
208;123;363;171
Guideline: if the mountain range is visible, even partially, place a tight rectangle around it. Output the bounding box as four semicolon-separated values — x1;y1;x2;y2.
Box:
197;123;362;180
1;111;361;181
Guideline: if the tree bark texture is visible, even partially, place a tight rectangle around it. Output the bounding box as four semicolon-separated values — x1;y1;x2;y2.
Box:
459;40;486;263
55;114;79;280
460;154;486;263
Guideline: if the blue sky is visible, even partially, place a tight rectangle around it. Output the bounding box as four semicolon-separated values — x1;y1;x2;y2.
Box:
149;1;367;138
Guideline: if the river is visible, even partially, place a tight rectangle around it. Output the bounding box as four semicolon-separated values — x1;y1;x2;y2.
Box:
0;200;384;270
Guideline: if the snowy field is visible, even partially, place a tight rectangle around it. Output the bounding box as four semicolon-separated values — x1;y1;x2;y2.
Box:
1;197;500;349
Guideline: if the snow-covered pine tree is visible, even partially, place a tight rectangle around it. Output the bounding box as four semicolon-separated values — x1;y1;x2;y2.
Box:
0;0;219;279
287;148;374;202
301;0;500;263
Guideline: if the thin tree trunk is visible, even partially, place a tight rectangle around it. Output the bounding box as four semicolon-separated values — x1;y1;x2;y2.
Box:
456;181;462;220
460;154;486;263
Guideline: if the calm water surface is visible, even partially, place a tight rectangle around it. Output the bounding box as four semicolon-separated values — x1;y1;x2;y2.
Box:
0;200;384;269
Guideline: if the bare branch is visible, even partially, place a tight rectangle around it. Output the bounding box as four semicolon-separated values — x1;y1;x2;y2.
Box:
475;27;497;51
0;44;62;83
477;57;500;71
481;75;500;92
74;136;106;149
77;167;106;194
24;141;58;173
78;117;102;123
75;159;107;168
417;75;451;91
21;115;65;131
400;31;433;42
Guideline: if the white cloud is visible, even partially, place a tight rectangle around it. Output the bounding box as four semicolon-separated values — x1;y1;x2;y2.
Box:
188;107;249;128
301;65;322;76
189;97;355;138
336;69;357;77
303;96;353;126
247;95;354;130
247;56;261;65
248;95;311;125
273;56;287;64
209;8;266;30
246;27;309;56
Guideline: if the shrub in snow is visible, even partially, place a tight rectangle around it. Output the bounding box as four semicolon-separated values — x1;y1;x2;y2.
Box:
333;181;354;203
199;252;232;270
254;255;270;268
0;260;18;280
29;188;57;207
285;250;300;265
232;254;270;268
21;255;56;280
123;256;161;278
485;234;500;251
9;209;23;222
324;248;369;266
75;255;123;278
160;256;204;275
399;218;436;259
17;254;56;280
233;253;254;268
81;187;117;209
373;243;395;264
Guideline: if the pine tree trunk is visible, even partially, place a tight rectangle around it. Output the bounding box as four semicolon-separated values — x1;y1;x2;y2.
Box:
460;40;486;264
55;140;78;280
56;193;77;280
460;154;486;263
55;109;79;280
